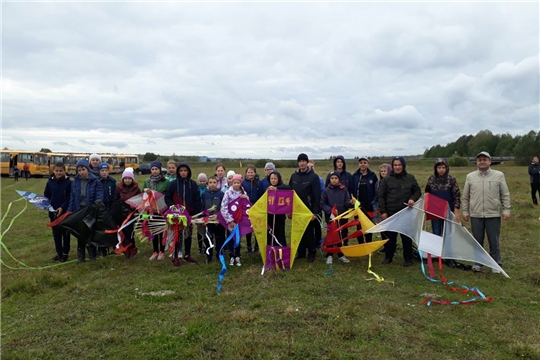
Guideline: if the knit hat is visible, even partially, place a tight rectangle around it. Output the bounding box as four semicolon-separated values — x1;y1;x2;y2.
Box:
75;159;90;171
227;170;236;178
89;153;101;162
329;171;339;179
122;170;135;180
265;162;276;171
98;163;110;171
297;153;309;162
231;174;243;182
150;160;162;170
125;167;134;173
198;173;208;182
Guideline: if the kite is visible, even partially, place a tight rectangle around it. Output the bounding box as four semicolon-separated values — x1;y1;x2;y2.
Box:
365;193;507;305
248;189;313;272
16;190;54;212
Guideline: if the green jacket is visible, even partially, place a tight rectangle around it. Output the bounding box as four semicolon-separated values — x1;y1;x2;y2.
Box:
462;169;511;218
143;177;170;194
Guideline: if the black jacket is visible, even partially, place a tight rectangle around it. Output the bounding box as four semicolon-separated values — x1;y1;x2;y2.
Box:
289;167;321;214
378;170;421;216
529;162;540;183
44;174;72;211
324;155;354;195
164;163;201;215
320;184;353;215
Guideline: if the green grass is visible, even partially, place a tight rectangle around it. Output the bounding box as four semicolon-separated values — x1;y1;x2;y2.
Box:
2;164;540;360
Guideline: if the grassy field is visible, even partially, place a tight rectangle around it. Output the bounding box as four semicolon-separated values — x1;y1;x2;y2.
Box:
1;162;539;360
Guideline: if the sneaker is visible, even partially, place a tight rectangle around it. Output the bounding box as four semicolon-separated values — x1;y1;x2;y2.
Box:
184;255;197;264
157;252;165;261
149;252;158;261
472;265;482;272
382;258;392;265
326;256;333;265
403;259;413;267
51;254;61;262
60;254;68;263
235;257;242;266
172;258;181;267
338;256;350;264
229;257;235;266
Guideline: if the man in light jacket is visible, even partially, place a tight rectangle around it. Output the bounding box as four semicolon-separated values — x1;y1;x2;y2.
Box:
462;152;511;273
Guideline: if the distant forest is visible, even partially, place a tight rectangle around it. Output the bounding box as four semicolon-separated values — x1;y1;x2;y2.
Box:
423;130;540;165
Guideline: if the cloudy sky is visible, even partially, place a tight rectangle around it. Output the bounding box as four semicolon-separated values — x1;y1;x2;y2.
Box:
2;2;539;159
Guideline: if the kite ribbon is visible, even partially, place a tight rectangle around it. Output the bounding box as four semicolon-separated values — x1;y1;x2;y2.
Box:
366;253;393;284
217;225;240;291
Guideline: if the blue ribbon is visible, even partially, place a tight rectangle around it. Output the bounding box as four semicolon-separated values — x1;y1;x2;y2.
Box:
418;249;454;285
217;225;240;291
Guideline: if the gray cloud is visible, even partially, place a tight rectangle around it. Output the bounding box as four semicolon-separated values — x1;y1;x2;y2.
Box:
53;141;72;147
100;141;128;149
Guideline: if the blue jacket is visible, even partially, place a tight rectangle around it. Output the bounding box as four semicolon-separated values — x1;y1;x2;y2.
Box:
164;163;201;215
260;177;271;193
201;189;225;215
68;173;104;212
325;156;354;195
351;168;378;206
242;176;262;204
44;174;72;211
100;176;117;209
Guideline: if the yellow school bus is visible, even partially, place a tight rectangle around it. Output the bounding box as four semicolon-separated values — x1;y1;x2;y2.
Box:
48;153;72;174
100;154;121;173
118;154;139;172
0;150;49;177
67;153;89;175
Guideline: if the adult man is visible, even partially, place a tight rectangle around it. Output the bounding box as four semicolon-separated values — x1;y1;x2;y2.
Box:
23;163;30;180
378;156;421;267
351;156;378;243
528;156;540;206
462;151;511;273
289;153;321;263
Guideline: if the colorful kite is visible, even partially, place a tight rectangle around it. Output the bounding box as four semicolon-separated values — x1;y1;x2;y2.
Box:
16;190;54;212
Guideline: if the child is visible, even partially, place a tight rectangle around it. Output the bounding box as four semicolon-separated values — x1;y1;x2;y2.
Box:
88;154;101;176
221;174;247;266
12;164;19;181
165;160;177;182
197;173;208;254
114;170;141;259
320;171;354;265
143;161;170;261
67;159;104;263
44;162;72;262
99;163;117;209
221;170;235;193
215;163;227;191
242;165;262;254
164;162;201;264
266;171;291;246
200;176;226;263
260;162;276;193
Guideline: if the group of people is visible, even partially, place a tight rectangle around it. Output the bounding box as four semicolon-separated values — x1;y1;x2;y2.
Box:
43;151;519;273
11;163;30;181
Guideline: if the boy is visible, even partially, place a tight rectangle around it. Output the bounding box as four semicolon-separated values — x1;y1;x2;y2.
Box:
12;164;19;181
197;173;209;254
44;163;72;262
200;176;226;263
165;160;177;182
320;172;354;264
68;159;104;263
165;163;201;264
99;163;117;209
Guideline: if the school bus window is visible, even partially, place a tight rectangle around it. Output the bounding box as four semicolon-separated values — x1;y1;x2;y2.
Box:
0;153;10;162
19;153;34;163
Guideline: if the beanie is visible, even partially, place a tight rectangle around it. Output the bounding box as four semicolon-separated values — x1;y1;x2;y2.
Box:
231;174;243;182
76;159;90;171
98;163;110;171
198;173;208;182
265;162;276;171
122;170;135;180
150;161;162;170
89;153;101;162
227;170;236;178
297;153;309;162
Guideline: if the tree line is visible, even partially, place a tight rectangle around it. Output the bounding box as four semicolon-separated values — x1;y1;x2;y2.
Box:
423;130;540;165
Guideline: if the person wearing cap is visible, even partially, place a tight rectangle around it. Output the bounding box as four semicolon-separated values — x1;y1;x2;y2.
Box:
113;170;141;259
67;159;104;263
260;162;276;193
98;163;117;210
351;156;379;243
528;156;540;206
289;153;321;263
88;154;102;176
144;161;170;261
378;156;421;267
462;151;510;273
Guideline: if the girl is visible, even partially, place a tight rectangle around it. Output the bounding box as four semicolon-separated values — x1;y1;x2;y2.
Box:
221;174;247;266
197;173;208;254
266;171;291;246
165;160;177;182
114;170;141;259
143;161;170;261
221;170;235;193
242;165;262;254
215;164;227;191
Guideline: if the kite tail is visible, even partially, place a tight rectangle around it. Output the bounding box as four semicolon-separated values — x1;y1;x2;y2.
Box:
217;225;240;291
366;253;393;284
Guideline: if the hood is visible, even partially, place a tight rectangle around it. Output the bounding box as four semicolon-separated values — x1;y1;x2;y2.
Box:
269;171;283;186
333;155;347;171
176;162;192;179
434;158;450;177
380;163;392;178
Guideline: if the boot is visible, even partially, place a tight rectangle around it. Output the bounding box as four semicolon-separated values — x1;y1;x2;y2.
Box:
87;245;97;262
77;247;86;264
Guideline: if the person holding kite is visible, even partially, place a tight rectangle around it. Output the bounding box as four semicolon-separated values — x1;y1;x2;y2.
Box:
144;161;170;261
266;171;291;246
67;159;104;263
378;156;421;267
221;173;248;266
44;162;72;262
242;165;262;254
201;176;226;263
113;169;141;259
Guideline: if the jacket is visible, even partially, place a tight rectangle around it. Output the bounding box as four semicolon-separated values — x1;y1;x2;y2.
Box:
462;169;511;218
529;162;540;183
289;166;321;214
164;163;201;215
425;159;461;211
100;176;117;209
242;176;262;204
114;181;141;203
378;169;421;216
220;187;244;224
201;189;225;215
144;176;170;194
320;184;353;215
351;168;378;206
324;156;355;195
67;173;103;212
44;174;72;211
